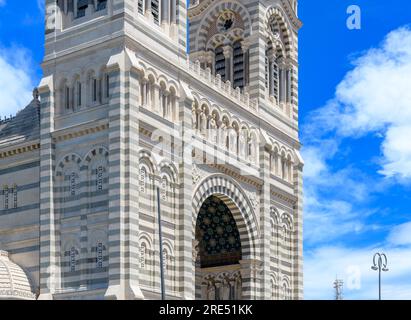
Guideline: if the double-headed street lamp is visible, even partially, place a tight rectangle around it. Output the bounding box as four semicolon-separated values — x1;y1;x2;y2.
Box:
371;253;389;300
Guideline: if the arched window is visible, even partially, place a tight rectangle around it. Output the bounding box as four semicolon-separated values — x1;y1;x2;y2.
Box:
151;0;160;25
65;86;71;110
232;41;244;90
266;43;280;103
96;0;107;11
138;0;144;14
76;81;82;108
3;186;9;210
265;55;269;89
283;282;291;300
12;185;17;209
215;46;226;81
105;74;110;99
281;156;286;180
140;243;146;269
92;77;101;103
170;0;177;24
77;0;88;18
273;150;279;176
271;279;278;300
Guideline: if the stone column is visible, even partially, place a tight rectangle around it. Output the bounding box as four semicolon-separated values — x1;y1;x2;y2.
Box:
239;259;261;300
259;143;273;300
241;39;251;90
293;157;304;300
104;49;144;300
223;45;233;83
269;56;276;98
38;75;60;300
161;0;169;26
178;82;195;300
145;0;152;19
153;84;161;114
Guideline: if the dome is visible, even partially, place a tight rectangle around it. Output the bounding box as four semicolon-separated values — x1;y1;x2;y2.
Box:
0;251;36;300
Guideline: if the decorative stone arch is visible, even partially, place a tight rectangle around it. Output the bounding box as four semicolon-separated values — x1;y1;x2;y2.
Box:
270;207;280;226
158;160;178;184
226;28;245;44
61;237;81;283
206;34;227;51
269;272;279;300
88;229;108;271
138;149;159;175
55;153;83;178
192;174;260;260
88;229;108;250
192;174;261;300
84;147;109;164
281;275;292;300
195;1;252;52
264;6;294;58
157;75;169;89
138;232;153;275
281;212;294;230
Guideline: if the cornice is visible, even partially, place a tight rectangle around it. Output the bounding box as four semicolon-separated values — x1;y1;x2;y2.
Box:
0;141;40;159
52;120;108;143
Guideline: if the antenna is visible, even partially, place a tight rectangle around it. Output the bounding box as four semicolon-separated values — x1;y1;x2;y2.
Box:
333;277;344;300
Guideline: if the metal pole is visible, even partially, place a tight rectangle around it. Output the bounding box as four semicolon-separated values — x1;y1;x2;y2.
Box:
157;187;166;300
378;267;381;300
372;252;388;301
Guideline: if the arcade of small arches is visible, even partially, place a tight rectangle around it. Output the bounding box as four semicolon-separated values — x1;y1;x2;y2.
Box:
57;69;111;115
269;143;295;184
269;207;294;300
192;98;259;165
1;184;18;211
56;65;179;123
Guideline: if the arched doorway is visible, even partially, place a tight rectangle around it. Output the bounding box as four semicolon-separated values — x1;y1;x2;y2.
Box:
194;196;243;300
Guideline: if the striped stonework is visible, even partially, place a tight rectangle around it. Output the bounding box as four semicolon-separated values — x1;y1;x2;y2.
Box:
38;76;59;300
1;0;303;301
259;146;273;300
192;174;261;300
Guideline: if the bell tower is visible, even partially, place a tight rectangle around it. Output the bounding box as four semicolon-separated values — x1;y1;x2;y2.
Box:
44;0;187;56
38;0;189;300
188;0;304;301
188;0;302;126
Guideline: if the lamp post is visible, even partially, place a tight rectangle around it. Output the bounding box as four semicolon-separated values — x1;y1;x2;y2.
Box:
371;253;388;300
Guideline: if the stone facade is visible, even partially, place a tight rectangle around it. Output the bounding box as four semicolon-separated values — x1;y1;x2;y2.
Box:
0;0;303;300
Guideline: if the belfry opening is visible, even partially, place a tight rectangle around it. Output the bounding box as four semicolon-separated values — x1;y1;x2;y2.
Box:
194;196;243;300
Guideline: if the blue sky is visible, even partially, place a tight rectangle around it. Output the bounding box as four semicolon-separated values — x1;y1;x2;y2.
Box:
0;1;411;300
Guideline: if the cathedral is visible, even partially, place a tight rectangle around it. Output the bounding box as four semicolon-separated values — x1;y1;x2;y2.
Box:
0;0;303;300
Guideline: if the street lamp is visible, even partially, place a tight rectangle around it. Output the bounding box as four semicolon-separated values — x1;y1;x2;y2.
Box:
371;253;389;300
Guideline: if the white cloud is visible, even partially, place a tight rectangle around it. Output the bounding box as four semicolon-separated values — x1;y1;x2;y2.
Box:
305;27;411;180
305;242;411;300
0;45;36;118
302;28;411;299
387;221;411;246
302;143;376;245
